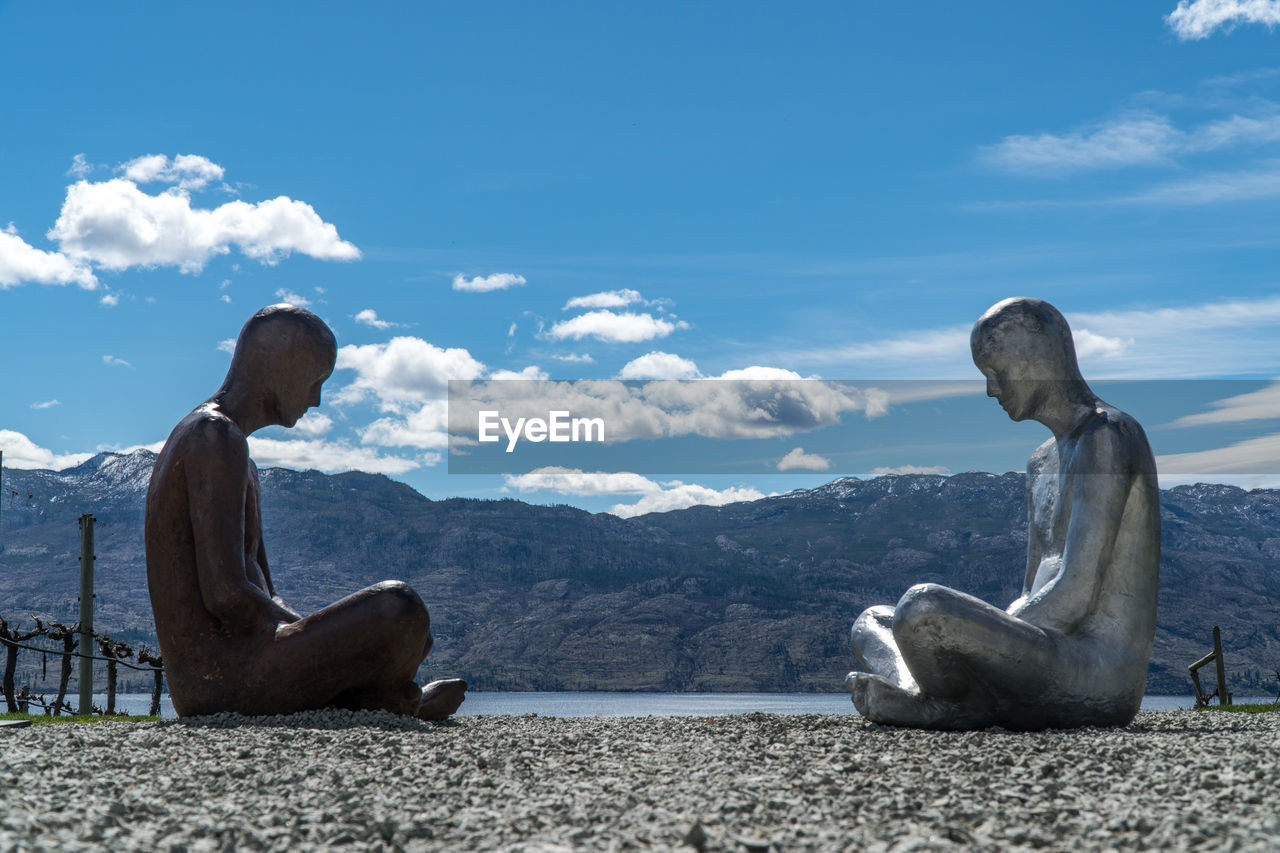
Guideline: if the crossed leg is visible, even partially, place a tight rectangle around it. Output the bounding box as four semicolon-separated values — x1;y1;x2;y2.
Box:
848;583;1057;729
234;581;465;719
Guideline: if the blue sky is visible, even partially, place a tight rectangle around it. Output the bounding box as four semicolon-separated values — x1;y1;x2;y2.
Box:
6;1;1280;514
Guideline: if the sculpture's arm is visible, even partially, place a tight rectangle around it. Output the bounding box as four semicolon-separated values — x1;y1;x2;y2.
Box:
1022;459;1042;595
255;538;302;622
185;419;286;636
1008;428;1129;634
247;463;302;623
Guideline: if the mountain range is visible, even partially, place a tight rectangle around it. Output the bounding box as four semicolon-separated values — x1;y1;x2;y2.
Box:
2;449;1278;696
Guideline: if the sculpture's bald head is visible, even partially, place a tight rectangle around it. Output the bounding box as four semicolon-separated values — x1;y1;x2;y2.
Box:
971;298;1086;422
224;304;337;429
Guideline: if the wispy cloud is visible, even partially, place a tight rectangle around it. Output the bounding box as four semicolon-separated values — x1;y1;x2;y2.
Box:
786;295;1280;379
1167;0;1280;41
1117;159;1280;205
451;273;526;293
1167;381;1280;426
217;338;236;354
979;110;1280;175
980;113;1179;174
29;399;60;410
102;355;133;369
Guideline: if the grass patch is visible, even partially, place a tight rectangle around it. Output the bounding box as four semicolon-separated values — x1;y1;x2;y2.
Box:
1195;702;1280;714
1;711;160;726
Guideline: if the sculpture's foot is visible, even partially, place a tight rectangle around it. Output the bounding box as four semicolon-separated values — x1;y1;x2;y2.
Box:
846;671;991;731
417;678;467;720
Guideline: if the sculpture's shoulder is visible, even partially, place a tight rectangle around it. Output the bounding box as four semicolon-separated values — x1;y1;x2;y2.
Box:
151;405;249;494
1072;404;1157;480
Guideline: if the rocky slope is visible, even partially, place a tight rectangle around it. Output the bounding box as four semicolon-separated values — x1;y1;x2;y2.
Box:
2;451;1278;695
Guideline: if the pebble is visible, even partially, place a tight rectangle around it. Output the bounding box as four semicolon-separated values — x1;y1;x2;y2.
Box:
1;709;1278;851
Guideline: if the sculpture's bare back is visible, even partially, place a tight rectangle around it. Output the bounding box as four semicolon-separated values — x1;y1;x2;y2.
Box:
848;298;1160;730
145;304;466;719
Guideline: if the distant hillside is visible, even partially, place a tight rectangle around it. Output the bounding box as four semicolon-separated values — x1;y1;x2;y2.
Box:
2;450;1278;695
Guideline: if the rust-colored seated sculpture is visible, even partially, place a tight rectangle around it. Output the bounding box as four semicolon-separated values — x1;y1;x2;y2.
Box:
145;304;466;719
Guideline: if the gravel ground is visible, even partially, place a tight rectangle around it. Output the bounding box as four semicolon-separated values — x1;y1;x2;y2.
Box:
2;709;1278;852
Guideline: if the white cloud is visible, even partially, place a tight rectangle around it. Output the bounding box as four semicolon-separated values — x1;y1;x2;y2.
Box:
247;437;423;475
1167;381;1280;426
551;352;594;364
48;176;360;273
777;447;831;471
0;430;93;470
335;336;486;412
358;401;449;449
102;355;132;369
548;310;689;343
869;464;951;476
618;351;702;380
354;308;394;330
1071;329;1132;359
1167;0;1280;40
221;294;231;304
507;322;517;338
121;154;225;191
490;366;549;381
217;338;236;354
501;466;766;518
452;273;526;292
274;288;311;307
563;289;643;310
29;400;59;410
99;292;119;307
0;226;97;289
609;482;766;517
292;411;333;437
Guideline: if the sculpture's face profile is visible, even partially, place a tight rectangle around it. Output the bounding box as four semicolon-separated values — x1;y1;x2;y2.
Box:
975;350;1037;423
275;365;331;428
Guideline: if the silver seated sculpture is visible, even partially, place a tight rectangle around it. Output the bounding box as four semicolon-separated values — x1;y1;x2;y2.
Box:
848;297;1160;730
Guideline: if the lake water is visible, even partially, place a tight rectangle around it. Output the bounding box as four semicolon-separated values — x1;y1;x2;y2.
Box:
63;692;1274;719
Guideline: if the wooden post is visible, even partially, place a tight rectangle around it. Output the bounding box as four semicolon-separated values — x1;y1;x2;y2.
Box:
78;514;95;714
1213;626;1229;706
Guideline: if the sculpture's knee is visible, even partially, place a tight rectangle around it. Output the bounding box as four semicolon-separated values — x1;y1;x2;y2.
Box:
851;604;895;646
370;581;431;633
893;584;952;644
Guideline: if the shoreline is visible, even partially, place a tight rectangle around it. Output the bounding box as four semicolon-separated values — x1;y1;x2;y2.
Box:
3;709;1278;851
